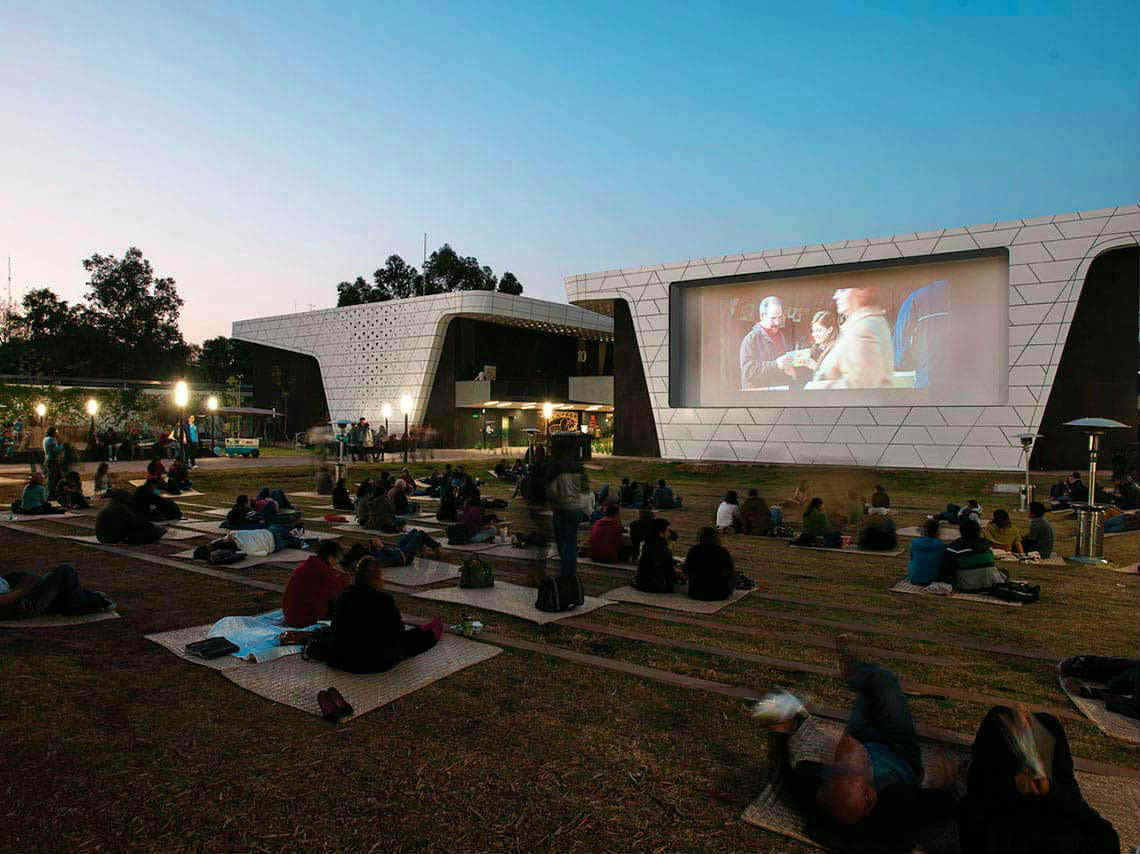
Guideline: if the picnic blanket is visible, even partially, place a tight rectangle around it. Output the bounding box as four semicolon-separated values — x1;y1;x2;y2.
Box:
576;556;639;572
66;527;202;544
1058;664;1140;745
5;511;83;523
790;543;904;557
0;610;120;628
412;580;610;624
207;609;327;664
480;542;559;561
382;558;460;587
222;632;501;719
601;585;754;614
890;579;1021;607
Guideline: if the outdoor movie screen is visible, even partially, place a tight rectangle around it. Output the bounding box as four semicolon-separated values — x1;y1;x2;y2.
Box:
670;250;1009;408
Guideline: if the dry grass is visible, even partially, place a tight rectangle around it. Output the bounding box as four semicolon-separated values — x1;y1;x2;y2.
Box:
0;457;1136;853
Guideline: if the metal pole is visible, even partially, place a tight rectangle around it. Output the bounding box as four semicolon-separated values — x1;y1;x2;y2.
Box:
403;414;409;464
1088;433;1099;506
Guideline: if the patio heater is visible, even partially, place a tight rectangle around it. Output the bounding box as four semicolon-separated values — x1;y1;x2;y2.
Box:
1063;417;1129;564
1016;433;1043;512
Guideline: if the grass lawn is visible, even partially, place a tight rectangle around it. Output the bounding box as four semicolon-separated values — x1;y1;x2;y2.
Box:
0;457;1136;853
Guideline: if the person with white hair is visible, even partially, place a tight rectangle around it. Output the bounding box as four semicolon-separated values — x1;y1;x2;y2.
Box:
740;295;795;389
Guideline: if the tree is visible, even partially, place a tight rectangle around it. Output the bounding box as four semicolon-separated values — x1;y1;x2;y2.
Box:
82;248;191;378
374;255;420;300
196;336;253;385
337;279;365;306
498;271;523;295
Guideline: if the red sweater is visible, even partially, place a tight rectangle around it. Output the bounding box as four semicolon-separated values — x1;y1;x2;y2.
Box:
587;516;625;563
282;556;351;627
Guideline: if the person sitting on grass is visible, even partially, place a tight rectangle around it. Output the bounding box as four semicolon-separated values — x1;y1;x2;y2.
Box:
93;462;114;495
436;485;460;523
982;509;1024;556
796;497;840;547
750;638;957;851
282;541;349;627
1020;502;1054;558
868;484;891;515
387;479;419;516
618;477;640;507
331;478;354;512
627;507;655;561
319;557;443;674
651;478;681;509
942;518;1006;591
634;518;681;594
715;490;743;534
356;486;403;534
95;490;166;544
740;489;771;535
397;468;416;490
958;705;1119;853
0;563;114;621
130;479;181;521
14;472;66;515
683;527;736;601
255;487;293;511
146;457;175;493
168;459;192;492
858;514;897;551
459;491;499;543
224;495;264;529
587;502;633;564
356;478;375;504
1110;473;1140;510
58;471;90;510
906;517;946;585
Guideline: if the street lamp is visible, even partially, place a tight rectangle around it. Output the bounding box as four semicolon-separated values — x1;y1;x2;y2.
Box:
35;402;46;426
86;399;99;453
174;381;189;461
381;402;392;462
400;395;412;464
543;401;554;442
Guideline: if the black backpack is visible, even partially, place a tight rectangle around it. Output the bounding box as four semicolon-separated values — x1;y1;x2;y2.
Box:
447;523;471;545
992;581;1040;603
535;574;584;612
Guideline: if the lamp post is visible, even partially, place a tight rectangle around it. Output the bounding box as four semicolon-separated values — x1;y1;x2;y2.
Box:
174;381;189;462
400;395;412;464
381;402;392;462
35;402;46;427
207;395;218;455
86;399;99;459
542;402;553;444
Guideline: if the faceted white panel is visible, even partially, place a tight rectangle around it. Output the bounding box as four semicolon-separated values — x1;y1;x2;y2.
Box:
565;205;1136;471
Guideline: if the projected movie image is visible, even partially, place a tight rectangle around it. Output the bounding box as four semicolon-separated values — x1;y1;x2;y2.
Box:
673;252;1008;408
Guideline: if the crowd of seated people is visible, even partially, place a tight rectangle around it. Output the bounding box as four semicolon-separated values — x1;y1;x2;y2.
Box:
95;489;166;544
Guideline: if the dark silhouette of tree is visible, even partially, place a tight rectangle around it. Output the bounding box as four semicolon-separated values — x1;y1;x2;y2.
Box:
196;336;253;384
374;255;420;299
498;271;523;295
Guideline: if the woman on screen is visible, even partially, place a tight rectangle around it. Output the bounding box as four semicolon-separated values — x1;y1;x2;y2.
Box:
809;286;895;389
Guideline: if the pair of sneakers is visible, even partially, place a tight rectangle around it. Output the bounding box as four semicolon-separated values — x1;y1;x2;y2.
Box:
317;687;353;722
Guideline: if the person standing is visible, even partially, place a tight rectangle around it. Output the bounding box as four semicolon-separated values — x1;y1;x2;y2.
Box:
42;426;63;499
185;415;198;468
812;286;895;389
546;454;584;579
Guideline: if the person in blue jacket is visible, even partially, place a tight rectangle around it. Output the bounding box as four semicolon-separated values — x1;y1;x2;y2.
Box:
906;517;947;585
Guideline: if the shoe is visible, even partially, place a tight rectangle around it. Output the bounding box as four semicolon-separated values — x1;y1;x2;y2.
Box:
326;687;353;720
317;689;339;722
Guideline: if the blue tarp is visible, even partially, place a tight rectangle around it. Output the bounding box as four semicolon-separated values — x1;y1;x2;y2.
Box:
207;609;327;663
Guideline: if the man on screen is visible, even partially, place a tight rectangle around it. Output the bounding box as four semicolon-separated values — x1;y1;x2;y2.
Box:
811;286;895;389
739;296;795;389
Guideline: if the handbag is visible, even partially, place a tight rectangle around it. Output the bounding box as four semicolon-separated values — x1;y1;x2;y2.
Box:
459;557;494;588
992;581;1040;603
536;574;585;612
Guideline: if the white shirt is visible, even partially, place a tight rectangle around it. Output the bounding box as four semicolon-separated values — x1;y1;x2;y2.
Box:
716;501;740;528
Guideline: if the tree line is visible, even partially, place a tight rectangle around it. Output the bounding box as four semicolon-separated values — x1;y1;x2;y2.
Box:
0;247;251;384
336;243;523;306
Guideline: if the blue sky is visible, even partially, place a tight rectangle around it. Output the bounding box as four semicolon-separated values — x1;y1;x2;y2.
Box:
1;0;1136;343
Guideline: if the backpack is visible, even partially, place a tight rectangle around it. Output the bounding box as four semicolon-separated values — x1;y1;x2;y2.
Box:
459;556;494;588
535;574;584;612
447;523;471;545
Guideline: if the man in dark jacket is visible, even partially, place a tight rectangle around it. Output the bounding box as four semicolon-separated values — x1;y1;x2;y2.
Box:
634;518;680;594
129;480;181;521
739;295;793;389
683;527;734;601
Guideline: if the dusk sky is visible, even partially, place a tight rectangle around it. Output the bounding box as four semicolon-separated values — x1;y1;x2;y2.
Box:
2;0;1136;345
